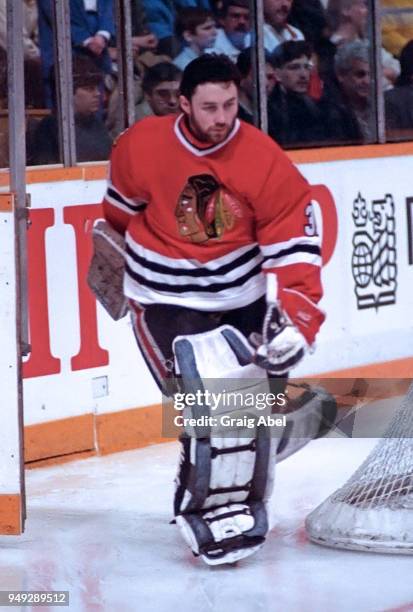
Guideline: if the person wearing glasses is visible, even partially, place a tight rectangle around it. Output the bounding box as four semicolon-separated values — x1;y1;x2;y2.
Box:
136;62;182;121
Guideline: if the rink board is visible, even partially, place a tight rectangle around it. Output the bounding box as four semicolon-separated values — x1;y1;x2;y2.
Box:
0;195;24;533
7;151;413;463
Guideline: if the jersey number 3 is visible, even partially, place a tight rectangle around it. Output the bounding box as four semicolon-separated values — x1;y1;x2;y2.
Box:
304;203;319;237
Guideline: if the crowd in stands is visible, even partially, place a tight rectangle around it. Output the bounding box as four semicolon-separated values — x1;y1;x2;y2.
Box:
1;0;413;166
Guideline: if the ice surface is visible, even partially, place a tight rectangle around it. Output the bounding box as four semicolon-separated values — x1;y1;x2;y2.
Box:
1;406;413;612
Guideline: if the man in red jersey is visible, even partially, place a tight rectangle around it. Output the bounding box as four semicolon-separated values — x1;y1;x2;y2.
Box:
102;54;325;565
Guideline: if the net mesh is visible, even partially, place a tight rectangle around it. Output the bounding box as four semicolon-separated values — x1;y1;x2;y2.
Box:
305;382;413;553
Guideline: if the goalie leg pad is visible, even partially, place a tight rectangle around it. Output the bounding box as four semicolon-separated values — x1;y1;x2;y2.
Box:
172;326;279;565
176;501;268;565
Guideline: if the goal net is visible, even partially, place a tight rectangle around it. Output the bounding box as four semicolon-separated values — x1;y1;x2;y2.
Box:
305;382;413;553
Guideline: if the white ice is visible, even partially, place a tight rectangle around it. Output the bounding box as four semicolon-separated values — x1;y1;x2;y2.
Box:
1;398;413;612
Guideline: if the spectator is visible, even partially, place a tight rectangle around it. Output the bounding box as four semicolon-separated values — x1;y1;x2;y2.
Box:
0;1;45;108
327;0;368;45
326;0;400;89
107;1;158;66
213;0;251;61
321;40;373;143
69;0;115;74
289;0;338;87
0;0;40;61
385;40;413;133
261;0;304;53
29;55;112;164
106;52;174;138
289;0;328;47
236;47;276;123
135;62;182;121
130;0;158;54
123;2;168;102
267;41;325;146
174;8;217;70
38;0;115;108
142;0;212;57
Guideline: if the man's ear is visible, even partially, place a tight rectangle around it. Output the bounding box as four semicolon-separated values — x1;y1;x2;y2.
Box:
179;94;191;114
183;30;193;44
274;68;283;83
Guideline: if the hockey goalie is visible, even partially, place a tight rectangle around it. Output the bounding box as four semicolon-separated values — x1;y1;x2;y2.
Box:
89;53;335;565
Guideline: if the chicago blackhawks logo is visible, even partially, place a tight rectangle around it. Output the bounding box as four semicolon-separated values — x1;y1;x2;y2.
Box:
352;192;397;310
175;174;243;244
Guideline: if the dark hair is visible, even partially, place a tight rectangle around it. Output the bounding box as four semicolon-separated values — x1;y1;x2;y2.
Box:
221;0;250;18
175;7;214;38
271;41;313;68
142;62;182;94
180;53;241;99
72;54;103;90
236;47;272;78
48;54;102;108
396;40;413;86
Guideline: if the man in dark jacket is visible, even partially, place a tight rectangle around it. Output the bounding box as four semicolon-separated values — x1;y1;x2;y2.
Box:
320;40;373;144
268;40;325;147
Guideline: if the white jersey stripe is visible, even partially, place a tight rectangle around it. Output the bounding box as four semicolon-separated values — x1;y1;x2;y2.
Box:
104;192;135;216
124;273;266;311
125;251;263;287
125;234;261;271
263;252;322;268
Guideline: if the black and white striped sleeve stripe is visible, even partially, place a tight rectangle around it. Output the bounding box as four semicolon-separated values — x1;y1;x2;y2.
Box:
104;182;148;216
261;236;322;269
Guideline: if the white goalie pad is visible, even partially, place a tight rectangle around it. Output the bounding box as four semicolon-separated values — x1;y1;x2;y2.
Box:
172;325;280;565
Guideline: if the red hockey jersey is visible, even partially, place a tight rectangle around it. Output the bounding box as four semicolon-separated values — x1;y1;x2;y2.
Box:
102;114;324;344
